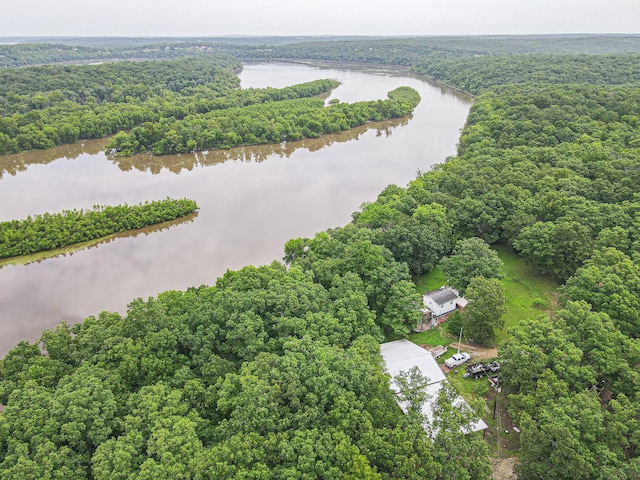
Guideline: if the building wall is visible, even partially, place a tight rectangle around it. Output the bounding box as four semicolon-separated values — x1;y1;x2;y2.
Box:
423;297;457;317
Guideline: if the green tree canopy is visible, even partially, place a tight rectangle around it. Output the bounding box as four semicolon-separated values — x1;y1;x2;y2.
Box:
462;276;507;346
437;237;504;293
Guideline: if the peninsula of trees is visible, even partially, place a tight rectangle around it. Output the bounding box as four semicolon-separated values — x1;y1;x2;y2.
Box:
0;56;241;154
106;85;420;156
0;56;420;156
0;198;198;259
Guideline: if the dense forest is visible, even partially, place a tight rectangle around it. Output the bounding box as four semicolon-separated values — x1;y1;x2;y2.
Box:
405;84;640;478
2;37;640;479
412;54;640;95
0;55;419;155
106;86;420;155
0;56;241;154
0;262;489;479
0;198;199;258
3;35;640;68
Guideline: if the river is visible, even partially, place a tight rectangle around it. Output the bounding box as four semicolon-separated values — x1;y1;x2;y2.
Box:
0;62;472;357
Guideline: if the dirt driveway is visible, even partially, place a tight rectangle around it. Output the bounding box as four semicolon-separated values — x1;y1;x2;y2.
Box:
491;457;517;480
421;342;498;373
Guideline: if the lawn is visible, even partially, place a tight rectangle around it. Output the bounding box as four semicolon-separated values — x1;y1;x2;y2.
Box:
493;244;559;343
409;326;452;348
410;244;559;345
414;267;446;294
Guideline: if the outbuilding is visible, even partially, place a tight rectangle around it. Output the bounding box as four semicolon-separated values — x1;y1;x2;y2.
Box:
380;339;488;435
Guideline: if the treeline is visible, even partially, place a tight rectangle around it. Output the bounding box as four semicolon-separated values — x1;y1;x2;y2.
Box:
0;56;241;116
106;86;421;156
0;42;242;68
4;35;640;68
412;54;640;95
0;61;349;155
0;198;198;258
0;56;242;154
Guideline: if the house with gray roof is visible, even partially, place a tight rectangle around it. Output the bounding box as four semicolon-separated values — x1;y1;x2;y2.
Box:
416;286;467;331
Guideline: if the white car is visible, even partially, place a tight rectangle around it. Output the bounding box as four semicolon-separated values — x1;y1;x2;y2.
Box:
444;352;471;368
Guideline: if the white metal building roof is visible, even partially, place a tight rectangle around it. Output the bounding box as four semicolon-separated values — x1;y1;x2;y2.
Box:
380;339;488;434
380;339;447;390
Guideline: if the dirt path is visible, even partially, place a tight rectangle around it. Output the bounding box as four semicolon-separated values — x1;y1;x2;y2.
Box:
420;342;497;360
491;457;517;480
457;341;498;361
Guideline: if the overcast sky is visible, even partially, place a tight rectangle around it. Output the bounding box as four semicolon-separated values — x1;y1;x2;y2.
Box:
2;0;639;37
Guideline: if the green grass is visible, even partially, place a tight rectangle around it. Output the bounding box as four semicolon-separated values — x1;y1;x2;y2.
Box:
447;370;486;402
493;244;559;343
411;245;559;345
414;267;446;294
409;326;452;348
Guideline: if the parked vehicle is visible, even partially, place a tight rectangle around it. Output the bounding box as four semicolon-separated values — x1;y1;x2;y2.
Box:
466;362;488;379
464;361;501;379
429;345;448;359
444;352;471;368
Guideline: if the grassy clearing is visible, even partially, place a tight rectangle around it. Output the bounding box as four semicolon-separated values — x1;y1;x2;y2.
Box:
493;244;559;343
414;267;446;294
447;371;487;403
409;326;451;348
410;246;547;460
411;245;559;345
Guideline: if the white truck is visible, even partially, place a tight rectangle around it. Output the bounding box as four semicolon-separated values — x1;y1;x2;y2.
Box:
444;352;471;368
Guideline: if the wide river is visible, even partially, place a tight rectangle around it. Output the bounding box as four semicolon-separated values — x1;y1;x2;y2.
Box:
0;62;472;357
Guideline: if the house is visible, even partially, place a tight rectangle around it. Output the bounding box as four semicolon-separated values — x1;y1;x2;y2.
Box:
417;286;467;331
380;339;487;436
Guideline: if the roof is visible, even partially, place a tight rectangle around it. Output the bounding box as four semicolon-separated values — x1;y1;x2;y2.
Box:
423;287;459;305
380;339;488;435
380;340;446;391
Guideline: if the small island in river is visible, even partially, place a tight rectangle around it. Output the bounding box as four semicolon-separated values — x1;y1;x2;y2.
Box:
0;198;199;260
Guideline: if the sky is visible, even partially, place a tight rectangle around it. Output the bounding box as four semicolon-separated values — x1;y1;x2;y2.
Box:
1;0;639;38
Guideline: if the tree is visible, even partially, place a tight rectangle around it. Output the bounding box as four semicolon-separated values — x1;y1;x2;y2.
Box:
514;220;592;281
437;237;504;293
431;382;492;480
394;366;431;420
515;393;603;480
562;248;640;338
462;277;507;345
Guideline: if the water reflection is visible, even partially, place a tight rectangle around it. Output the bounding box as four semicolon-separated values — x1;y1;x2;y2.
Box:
0;115;409;179
110;116;408;174
0;212;198;270
0;138;108;179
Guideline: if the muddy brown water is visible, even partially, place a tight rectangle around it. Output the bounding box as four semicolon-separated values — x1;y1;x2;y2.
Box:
0;62;472;357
